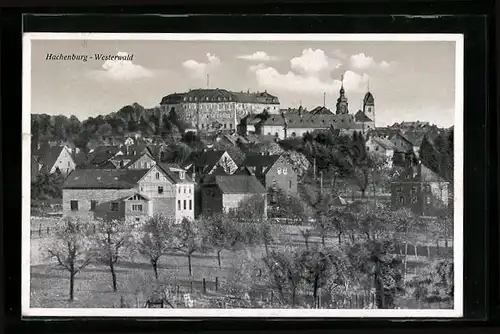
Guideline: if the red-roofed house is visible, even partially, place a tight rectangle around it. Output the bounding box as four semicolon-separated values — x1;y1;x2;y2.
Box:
62;163;195;222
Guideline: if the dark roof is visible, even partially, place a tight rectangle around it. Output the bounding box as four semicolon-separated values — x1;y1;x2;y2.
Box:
241;154;282;172
400;131;427;146
63;169;150;189
161;89;279;105
261;115;286;126
123;151;155;168
286;114;355;129
182;150;226;173
363;91;374;105
206;175;266;194
354;110;374;122
369;137;397;150
397;163;447;183
33;146;66;171
310;106;334;115
156;163;193;184
89;146;122;165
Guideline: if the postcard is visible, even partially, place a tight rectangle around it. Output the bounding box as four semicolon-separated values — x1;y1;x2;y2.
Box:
22;33;463;318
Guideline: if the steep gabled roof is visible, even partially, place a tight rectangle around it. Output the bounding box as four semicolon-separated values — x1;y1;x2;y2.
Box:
370;137;397;150
397;163;447;183
33;146;67;171
88;146;123;165
310;106;334;115
241;154;282;174
182;150;227;173
156;163;193;184
206;175;266;194
354;110;373;123
63;169;149;189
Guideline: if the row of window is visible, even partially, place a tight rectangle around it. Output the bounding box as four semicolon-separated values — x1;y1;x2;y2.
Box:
398;196;431;204
276;167;288;175
395;185;431;193
178;199;193;211
178;186;192;194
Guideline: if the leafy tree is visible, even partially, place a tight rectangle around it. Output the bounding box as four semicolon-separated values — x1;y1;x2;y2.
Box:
31;119;40;151
93;219;135;292
44;218;94;301
296;249;333;308
173;218;207;276
202;214;241;267
97;123;112;138
231;194;267;220
410;258;453;307
137;215;176;281
31;170;65;200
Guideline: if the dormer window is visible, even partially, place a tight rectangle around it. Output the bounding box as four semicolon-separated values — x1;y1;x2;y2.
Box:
179;171;185;180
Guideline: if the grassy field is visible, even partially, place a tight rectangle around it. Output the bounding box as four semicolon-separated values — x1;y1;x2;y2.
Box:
29;216;452;309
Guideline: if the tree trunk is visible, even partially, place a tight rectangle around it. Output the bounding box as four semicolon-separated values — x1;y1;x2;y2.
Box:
69;265;75;302
217;250;222;268
313;275;319;309
110;260;117;292
321;233;325;247
305;238;309;250
151;259;159;281
291;287;296;307
403;242;408;284
338;232;342;245
188;254;193;276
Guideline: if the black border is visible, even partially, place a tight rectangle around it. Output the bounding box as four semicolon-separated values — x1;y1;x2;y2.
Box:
1;2;496;333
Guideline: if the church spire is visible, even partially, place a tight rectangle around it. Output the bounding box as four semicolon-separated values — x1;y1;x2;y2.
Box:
336;73;348;115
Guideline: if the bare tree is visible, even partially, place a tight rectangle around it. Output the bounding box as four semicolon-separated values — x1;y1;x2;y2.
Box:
45;218;94;301
93;219;135;292
137;215;176;281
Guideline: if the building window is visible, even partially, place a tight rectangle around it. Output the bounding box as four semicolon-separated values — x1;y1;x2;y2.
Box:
425;196;431;204
184;187;186;194
277;167;282;175
292;132;296;137
140;186;144;192
180;172;185;180
411;196;418;204
90;200;98;211
399;197;405;204
412;186;418;193
283;168;287;175
230;123;233;129
136;218;141;222
178;200;181;210
111;202;119;212
223;123;227;129
189;200;192;210
424;184;431;192
396;186;402;193
289;180;292;189
158;186;164;194
189;187;192;194
146;163;150;168
178;187;181;194
132;204;143;211
183;200;187;210
70;200;78;211
156;172;160;179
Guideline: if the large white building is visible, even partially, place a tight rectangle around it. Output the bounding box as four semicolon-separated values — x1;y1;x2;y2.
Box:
160;88;280;132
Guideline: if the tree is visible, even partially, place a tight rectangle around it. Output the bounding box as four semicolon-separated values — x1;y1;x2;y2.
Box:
31;118;40;151
410;258;453;307
231;194;267;220
128;119;139;133
97;123;112;138
137;215;176;281
202;214;241;268
45;218;94;301
31;170;65;200
173;218;207;276
93;219;135;292
296;249;333;308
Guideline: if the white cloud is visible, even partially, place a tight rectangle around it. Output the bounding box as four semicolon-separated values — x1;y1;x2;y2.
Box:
248;63;267;72
182;53;221;79
290;48;341;75
349;52;393;70
253;65;369;94
237;51;277;61
91;52;152;81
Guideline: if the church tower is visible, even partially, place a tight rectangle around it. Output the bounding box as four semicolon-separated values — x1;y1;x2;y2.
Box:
363;83;375;126
335;75;349;115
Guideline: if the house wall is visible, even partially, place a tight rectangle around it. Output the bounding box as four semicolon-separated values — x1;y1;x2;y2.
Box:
128;154;157;170
50;147;76;175
391;181;449;217
201;185;223;216
263;156;298;194
124;199;152;222
261;125;286;139
162;101;280;132
62;188;136;220
175;183;195;221
137;165;176;198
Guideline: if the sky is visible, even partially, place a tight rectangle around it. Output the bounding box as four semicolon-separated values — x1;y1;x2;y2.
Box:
29;38;458;127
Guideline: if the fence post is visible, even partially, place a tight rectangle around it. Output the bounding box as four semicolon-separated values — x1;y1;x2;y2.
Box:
47;226;50;235
414;244;419;260
215;277;218;291
176;285;180;298
190;281;193;294
39;224;42;237
203;278;207;294
427;245;431;258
